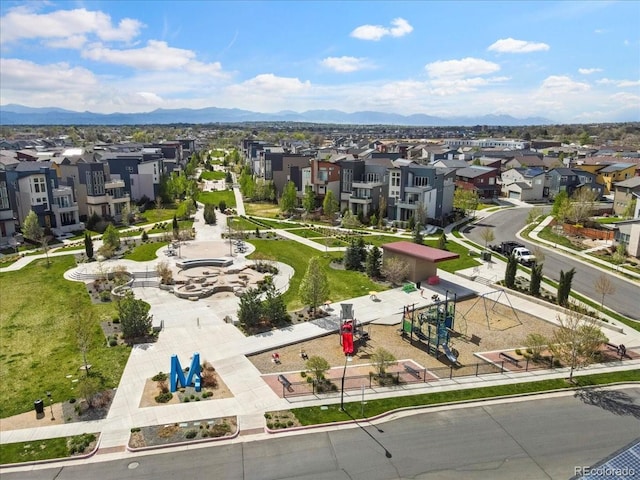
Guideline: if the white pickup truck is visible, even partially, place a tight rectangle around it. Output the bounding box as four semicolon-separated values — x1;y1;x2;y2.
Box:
511;247;536;266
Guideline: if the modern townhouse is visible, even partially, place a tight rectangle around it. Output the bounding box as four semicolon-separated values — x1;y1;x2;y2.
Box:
454;165;499;199
387;160;455;223
0;170;16;245
612;177;640;216
301;158;341;207
335;157;392;219
101;151;164;203
501;167;546;201
598;163;636;194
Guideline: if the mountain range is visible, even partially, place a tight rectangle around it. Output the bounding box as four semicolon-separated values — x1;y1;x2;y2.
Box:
0;104;553;127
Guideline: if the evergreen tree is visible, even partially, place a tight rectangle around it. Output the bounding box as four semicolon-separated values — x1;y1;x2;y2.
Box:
84;232;94;259
203;204;217;225
504;254;518;289
302;185;315;214
117;291;152;340
365;246;382;279
343;240;361;271
172;214;179;232
529;263;543;296
407;215;416;231
237;287;262;332
437;231;447;250
262;284;289;326
557;268;576;306
356;236;367;265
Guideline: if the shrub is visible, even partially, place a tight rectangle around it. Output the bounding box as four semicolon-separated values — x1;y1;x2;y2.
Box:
152;372;168;382
155;392;173;403
185;430;198;439
109;338;118;347
515;348;522;356
69;398;76;404
183;397;190;403
130;427;141;433
99;290;112;302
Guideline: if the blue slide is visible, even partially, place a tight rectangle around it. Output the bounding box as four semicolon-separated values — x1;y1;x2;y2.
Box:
441;344;458;363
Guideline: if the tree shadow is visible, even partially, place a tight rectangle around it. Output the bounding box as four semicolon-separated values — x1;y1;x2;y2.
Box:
574;387;640;420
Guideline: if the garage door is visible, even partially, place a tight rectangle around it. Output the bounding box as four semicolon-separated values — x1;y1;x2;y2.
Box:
509;191;519;199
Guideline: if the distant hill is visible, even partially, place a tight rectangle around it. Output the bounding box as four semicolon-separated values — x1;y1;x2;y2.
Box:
0;104;553;126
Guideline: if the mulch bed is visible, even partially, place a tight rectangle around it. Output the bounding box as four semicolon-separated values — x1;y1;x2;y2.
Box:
128;417;237;448
61;389;114;423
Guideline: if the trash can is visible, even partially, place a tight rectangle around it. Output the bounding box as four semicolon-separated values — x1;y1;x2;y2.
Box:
34;399;44;415
482;251;492;262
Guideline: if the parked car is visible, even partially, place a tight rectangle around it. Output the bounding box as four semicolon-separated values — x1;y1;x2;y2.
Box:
489;241;536;266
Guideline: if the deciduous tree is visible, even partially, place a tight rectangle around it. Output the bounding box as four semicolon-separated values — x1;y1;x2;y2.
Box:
102;224;121;250
22;210;50;265
279;181;297;215
298;257;329;315
594;273;615;311
479;227;495;250
381;257;409;286
549;309;607;381
302;185;315;214
453;189;479;217
305;356;330;383
371;347;397;376
322;190;338;220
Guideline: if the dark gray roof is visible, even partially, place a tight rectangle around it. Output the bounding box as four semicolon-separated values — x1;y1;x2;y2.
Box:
600;163;634;173
456;166;497;178
15;161;53;172
614;177;640;189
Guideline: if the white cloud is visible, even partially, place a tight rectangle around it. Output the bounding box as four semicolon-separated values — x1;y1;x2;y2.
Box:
228;74;311;95
488;38;550;53
0;58;98;92
540;75;590;93
350;17;413;41
596;78;640;87
0;6;143;45
425;57;500;78
578;68;602;75
45;35;88;50
321;56;370;73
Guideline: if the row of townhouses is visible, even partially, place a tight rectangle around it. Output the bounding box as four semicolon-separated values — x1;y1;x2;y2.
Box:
0;140;195;246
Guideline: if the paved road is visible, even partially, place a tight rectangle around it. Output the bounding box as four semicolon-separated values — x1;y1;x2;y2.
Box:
466;207;640;320
5;387;639;480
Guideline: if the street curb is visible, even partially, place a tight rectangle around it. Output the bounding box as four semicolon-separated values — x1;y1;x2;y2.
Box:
263;381;640;435
0;433;101;469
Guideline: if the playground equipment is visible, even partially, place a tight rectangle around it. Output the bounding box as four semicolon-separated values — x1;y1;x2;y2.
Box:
401;291;459;363
339;303;369;356
457;289;521;332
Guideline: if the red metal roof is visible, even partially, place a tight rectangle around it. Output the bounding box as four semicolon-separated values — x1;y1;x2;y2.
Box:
381;241;459;263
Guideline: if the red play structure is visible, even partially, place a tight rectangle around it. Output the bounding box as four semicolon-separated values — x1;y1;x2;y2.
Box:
341;320;354;355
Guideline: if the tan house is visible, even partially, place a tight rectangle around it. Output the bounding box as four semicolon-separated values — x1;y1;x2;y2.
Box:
613;177;640;216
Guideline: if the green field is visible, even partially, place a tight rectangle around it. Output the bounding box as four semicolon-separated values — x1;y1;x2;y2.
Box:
0;257;130;418
123;241;168;261
243;202;281;217
200;171;226;181
140;206;178;223
228;216;261;231
198;190;236;208
283;228;321;238
0;433;97;464
249;217;297;229
247;239;386;310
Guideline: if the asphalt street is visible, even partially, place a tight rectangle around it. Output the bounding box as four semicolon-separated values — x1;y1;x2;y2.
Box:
465;207;640;320
5;387;639;480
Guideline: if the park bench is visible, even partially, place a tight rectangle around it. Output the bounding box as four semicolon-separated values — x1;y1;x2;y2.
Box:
403;363;421;379
499;352;520;367
277;374;292;391
606;342;618;351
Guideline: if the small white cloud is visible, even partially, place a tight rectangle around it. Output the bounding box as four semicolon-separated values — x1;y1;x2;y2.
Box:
350;17;413;41
540;75;590;93
321;56;370;73
425;57;500;79
594;29;606;34
488;38;550;53
597;78;640;88
578;68;602;75
45;34;87;49
131;91;164;105
230;74;311;94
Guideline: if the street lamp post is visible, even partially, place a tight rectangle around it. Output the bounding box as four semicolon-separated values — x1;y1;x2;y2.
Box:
340;355;352;411
46;391;54;421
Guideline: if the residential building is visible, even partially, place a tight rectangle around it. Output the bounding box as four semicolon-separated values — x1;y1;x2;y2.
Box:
501;168;546;201
598;163;636;194
337;158;392;218
454;165;499;199
444;138;530;150
6;161;57;228
546;168;604;200
612;177;640;216
0;170;16;245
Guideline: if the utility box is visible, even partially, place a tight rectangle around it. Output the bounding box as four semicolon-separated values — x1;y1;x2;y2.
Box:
482;251;492;262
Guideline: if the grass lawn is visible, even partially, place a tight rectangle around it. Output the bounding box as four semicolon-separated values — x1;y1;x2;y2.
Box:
140;207;178;223
309;237;349;247
228;216;261;231
147;220;193;234
283;228;321;239
289;369;640;425
594;217;624;224
537;226;587;251
200;171;226;181
247;239;386;310
423;239;480;273
123;241;168;261
362;234;405;248
0;257;130;418
244;202;281;217
0;433;97;464
198;190;236;208
250;217;297;229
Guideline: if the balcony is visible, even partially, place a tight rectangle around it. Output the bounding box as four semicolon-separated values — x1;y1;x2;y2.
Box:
404;185;432;194
396;200;418;210
105;179;125;189
352;180;383;189
349;195;372;205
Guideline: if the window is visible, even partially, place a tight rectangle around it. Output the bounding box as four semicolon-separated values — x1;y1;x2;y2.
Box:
390;171;400;187
414;176;429;187
366;172;379;183
32;177;46;194
0;181;8;209
343;169;353;192
126;166;134;173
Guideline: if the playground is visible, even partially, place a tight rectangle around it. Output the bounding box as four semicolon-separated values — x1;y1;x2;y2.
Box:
248;295;561;391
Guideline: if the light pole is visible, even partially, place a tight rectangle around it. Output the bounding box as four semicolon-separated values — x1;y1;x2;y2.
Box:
46;391;54;421
340;355;352;411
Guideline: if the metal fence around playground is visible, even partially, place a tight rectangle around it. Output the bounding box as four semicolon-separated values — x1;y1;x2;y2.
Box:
277;356;562;399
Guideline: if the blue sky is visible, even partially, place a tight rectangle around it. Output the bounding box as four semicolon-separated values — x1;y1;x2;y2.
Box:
1;1;639;122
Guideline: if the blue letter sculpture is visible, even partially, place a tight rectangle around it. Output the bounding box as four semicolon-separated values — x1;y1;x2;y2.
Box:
170;353;202;393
